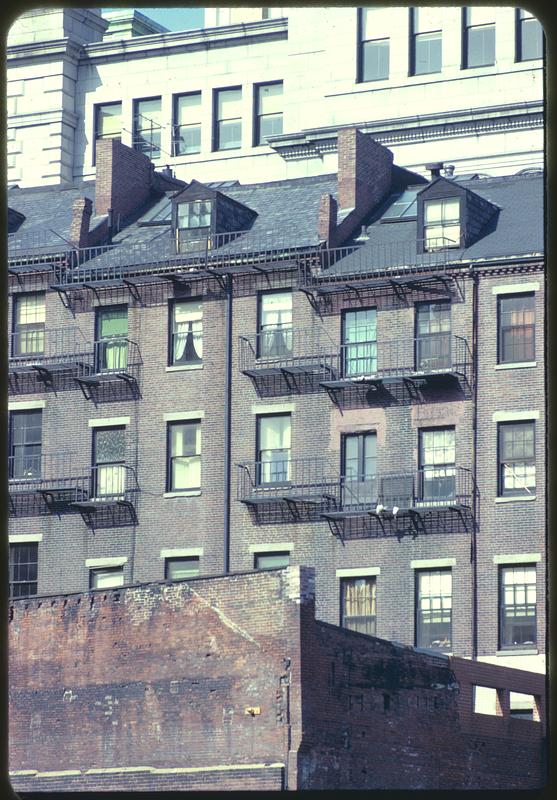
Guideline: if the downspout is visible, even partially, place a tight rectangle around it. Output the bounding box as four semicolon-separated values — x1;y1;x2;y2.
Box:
223;273;233;574
471;269;479;659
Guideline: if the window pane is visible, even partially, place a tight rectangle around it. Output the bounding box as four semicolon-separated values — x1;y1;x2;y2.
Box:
91;568;124;589
15;293;45;325
361;7;390;39
414;31;442;74
10;543;38;598
467;25;495;67
97;103;122;137
258;113;283;142
259;415;290;450
98;307;128;338
217;88;242;118
255;552;290;569
413;7;441;33
342;577;376;636
519;16;543;60
467;7;497;26
175;93;202;125
257;82;283;115
136;98;161;124
362;39;389;81
94;427;126;464
217;119;242;149
171;423;200;457
500;565;537;647
417;569;452;650
166;557;200;580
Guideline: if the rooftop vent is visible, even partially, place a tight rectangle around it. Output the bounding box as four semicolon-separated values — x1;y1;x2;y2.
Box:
425;162;443;180
443;164;455;179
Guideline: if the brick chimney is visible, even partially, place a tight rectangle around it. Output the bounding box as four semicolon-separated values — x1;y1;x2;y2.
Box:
318;128;394;246
94;138;155;221
69;197;93;247
317;193;338;243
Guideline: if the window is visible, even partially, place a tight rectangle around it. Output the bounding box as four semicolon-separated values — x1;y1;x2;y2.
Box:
9;410;42;480
463;7;495;68
214;87;242;151
12;292;45;357
165;556;200;580
358;7;389;82
254;82;283;145
254;551;290;569
498;421;535;497
509;691;535;720
177;200;212;230
416;569;452;651
419;428;456;502
342;432;377;507
167;421;201;492
9;543;38;598
94;102;122;164
93;426;126;499
410;8;442;75
258;291;292;357
133;97;162;158
95;305;128;373
341;576;376;636
516;9;543;61
257;414;291;484
170;300;203;366
173;92;202;156
90;567;124;589
415;302;451;371
342;309;377;377
499;565;536;649
497;293;535;364
423;198;461;250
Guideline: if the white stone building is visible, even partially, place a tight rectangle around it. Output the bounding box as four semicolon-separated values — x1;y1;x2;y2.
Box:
6;6;544;188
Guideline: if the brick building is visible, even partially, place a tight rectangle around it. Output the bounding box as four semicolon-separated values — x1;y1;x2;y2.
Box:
7;127;545;685
8;567;547;791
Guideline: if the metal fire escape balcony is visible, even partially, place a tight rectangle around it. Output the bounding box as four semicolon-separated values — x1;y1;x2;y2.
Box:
319;333;473;408
297;240;466;311
73;338;141;401
239;326;338;395
237;458;475;536
8;327;94;394
8;453;90;517
70;464;140;528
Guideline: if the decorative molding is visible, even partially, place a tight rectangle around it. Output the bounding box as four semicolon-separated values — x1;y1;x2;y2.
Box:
251;402;295;415
160;547;203;558
8;400;45;410
411;558;456;569
163;410;204;421
9;534;43;543
492;282;540;294
85;557;127;568
336;567;381;577
492;410;540;422
88;416;130;427
248;542;294;553
493;553;541;564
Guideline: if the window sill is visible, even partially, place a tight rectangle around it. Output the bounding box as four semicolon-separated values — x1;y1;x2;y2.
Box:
496;649;538;657
166;364;203;372
163;490;201;498
495;361;537;370
495;495;536;503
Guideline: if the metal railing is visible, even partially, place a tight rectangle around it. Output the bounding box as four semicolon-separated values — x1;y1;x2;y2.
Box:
89;464;139;504
8;452;88;490
93;338;141;374
239;325;337;375
237;458;475;511
9;327;92;368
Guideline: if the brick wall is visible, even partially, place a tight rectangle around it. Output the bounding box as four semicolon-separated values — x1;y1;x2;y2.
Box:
9;567;546;791
94;138;155;221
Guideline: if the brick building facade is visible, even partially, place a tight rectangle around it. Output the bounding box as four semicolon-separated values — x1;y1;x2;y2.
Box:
8;567;546;791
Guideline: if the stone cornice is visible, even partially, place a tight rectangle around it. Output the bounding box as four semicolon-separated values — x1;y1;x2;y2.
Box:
6;37;83;65
8;108;79;129
269;101;544;160
80;18;288;64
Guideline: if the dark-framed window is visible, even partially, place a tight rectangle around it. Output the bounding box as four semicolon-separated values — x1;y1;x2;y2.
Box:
133;96;162;158
12;292;45;358
93;426;126;499
342;308;377;377
9;543;38;598
213;87;242;151
498;421;535;497
341;576;376;636
415;568;452;651
423;198;461;250
358;7;389;82
165;556;200;580
95;305;128;373
9;409;42;480
342;431;377;507
499;565;536;649
463;7;495;68
93;101;122;165
89;566;124;589
254;81;283;145
177;200;212;230
167;421;201;492
497;293;535;364
256;413;291;485
410;8;442;75
415;301;451;371
516;9;543;61
254;551;290;569
257;290;292;357
169;299;203;366
173;92;202;156
419;427;455;502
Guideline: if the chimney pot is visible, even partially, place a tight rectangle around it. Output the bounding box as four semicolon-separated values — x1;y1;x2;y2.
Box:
425;162;444;180
443;164;455;178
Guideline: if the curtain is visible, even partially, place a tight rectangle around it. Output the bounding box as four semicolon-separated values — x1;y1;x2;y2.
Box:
173;302;203;363
96;464;125;498
259;416;290;483
171;423;201;490
260;293;292;357
344;309;377;375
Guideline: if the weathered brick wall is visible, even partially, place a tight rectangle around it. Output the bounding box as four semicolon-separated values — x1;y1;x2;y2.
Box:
9;567;545;792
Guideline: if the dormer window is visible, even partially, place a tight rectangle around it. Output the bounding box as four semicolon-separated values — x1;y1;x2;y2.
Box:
177;200;212;230
423;198;461;250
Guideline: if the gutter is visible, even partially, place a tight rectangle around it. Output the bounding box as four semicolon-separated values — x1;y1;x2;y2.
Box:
223;274;233;574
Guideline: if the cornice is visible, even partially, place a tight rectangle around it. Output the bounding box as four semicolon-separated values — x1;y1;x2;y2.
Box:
8;108;79;129
6;37;83;65
80;18;288;64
